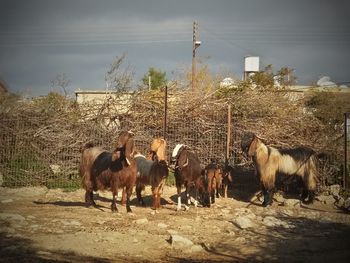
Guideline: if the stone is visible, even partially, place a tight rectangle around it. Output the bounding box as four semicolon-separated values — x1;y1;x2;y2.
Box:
344;197;350;211
134;218;148;225
329;184;341;196
0;213;26;221
1;199;13;203
283;199;300;207
263;216;292;228
316;195;335;205
235;237;246;243
170;234;193;249
189;245;203;253
232;216;255;229
158;223;168;229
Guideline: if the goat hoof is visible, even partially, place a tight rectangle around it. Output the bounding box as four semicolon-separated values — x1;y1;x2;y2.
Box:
262;202;272;207
111;205;118;213
86;202;97;208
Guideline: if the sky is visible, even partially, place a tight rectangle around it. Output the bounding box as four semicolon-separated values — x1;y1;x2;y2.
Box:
0;0;349;97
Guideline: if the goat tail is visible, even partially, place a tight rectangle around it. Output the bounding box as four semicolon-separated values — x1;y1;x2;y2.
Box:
300;152;318;193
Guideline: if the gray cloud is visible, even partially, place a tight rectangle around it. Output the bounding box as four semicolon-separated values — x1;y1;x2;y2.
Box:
0;0;349;96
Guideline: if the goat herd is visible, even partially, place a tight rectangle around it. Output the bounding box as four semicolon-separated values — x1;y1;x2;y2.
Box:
79;130;319;213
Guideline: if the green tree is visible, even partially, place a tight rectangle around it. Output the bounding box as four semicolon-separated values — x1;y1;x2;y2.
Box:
142;67;167;90
236;65;297;91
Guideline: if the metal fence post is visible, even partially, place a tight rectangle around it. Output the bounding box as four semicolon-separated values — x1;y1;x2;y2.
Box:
345;113;349;189
226;104;231;165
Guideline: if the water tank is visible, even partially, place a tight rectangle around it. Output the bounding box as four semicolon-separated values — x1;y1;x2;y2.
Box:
244;56;260;72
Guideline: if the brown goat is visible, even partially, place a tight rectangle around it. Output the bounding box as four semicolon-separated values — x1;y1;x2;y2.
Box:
222;164;233;198
79;131;137;213
202;160;223;207
134;138;168;209
171;144;202;211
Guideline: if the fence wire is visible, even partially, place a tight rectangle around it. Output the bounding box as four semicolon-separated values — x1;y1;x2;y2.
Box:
0;90;346;191
0;99;235;188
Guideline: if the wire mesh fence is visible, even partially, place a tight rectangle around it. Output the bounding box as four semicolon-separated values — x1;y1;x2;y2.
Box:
345;113;350;189
0;96;237;188
0;89;347;191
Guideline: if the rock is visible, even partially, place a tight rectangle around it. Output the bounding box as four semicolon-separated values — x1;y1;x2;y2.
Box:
170;234;193;248
167;229;178;235
134;218;148;225
280;209;294;217
316;195;335;205
158;223;168;229
283;199;300;207
274;193;285;203
232;216;255;229
344;197;350;211
221;208;231;214
232;207;256;229
1;199;13;203
263;216;292;228
235;237;246;243
329;184;341;196
225;229;235;236
189;245;203;253
0;213;26;221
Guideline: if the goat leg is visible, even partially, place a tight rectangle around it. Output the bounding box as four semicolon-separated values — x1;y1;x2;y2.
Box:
136;184;145;206
85;191;96;207
111;191;118;213
223;184;228;198
176;186;182;211
262;188;273;207
125;187;133;213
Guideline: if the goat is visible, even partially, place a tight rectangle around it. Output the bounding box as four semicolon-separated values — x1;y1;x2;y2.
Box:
241;132;318;207
134;138;168;209
171;144;203;211
79;131;137;213
222;164;233;198
201;160;223;207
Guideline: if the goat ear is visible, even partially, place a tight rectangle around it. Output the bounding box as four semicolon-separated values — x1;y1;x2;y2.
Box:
248;136;258;156
125;138;134;164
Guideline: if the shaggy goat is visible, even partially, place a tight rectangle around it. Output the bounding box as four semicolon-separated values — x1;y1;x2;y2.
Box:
134;138;168;209
79;131;137;213
171;144;203;210
241;132;318;206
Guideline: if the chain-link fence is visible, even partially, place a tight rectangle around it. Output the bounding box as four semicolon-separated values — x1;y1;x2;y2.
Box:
345;113;350;189
0;90;347;191
0;96;237;188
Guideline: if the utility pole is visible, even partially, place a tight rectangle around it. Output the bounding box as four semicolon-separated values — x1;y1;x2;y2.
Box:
192;21;201;90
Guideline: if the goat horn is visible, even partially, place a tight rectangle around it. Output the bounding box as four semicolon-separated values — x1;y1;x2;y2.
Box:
182;158;189;168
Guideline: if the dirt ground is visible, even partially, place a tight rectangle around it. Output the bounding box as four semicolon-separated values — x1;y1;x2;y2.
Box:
1;184;350;263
